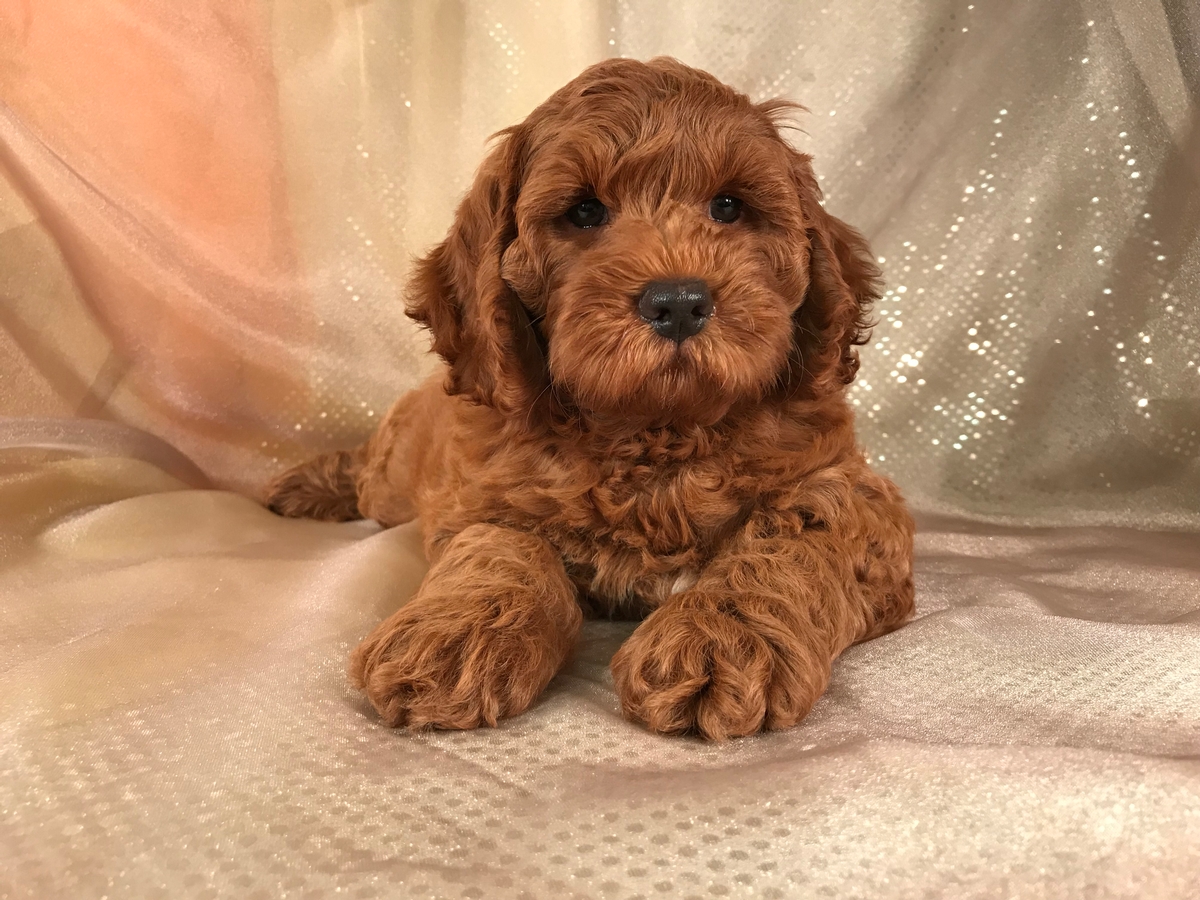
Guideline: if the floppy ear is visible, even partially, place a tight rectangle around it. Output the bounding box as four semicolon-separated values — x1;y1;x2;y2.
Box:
405;127;547;414
786;154;880;400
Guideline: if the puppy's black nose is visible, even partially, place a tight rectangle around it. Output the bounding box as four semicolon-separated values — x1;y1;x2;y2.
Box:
637;279;713;343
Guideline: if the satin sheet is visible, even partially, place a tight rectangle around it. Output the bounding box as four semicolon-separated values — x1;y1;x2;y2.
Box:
1;448;1198;899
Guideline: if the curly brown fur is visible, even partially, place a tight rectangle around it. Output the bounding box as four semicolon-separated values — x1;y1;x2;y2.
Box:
266;58;914;740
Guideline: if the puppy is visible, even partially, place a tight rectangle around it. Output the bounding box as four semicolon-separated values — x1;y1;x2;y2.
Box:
265;57;914;740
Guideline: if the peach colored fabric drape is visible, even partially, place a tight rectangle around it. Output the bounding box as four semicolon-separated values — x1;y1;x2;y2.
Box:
0;0;309;488
2;2;1198;898
1;0;606;493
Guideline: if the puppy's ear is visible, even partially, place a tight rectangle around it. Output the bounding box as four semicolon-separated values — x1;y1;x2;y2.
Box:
405;127;546;413
786;153;880;399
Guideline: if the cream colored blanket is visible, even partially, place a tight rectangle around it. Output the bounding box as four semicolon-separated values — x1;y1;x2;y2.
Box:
2;445;1197;898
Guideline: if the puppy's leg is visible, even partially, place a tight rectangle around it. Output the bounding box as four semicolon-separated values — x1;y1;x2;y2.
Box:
263;447;365;521
612;502;913;740
349;523;582;729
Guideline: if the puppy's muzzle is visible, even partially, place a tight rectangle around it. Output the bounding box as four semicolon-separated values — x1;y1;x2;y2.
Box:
637;279;714;344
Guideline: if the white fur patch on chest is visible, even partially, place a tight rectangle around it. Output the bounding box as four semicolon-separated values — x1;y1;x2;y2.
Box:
669;569;699;595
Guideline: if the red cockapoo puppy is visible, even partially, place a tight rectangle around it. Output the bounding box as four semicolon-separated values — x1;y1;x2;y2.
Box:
265;57;914;740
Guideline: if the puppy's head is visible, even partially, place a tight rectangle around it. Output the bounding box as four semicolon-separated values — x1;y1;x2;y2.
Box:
408;57;879;427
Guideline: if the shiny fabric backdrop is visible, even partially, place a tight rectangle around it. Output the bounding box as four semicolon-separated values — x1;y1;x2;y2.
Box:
2;2;1199;900
0;0;1196;524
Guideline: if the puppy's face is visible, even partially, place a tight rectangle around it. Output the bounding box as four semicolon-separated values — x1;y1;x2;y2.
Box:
409;59;878;428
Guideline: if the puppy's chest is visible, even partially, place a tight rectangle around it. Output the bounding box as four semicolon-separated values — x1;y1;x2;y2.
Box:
531;458;752;608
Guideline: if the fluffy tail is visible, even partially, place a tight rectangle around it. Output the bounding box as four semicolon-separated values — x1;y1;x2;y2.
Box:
263;447;364;522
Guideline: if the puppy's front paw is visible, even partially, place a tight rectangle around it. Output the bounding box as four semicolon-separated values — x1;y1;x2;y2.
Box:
611;600;828;740
349;598;573;730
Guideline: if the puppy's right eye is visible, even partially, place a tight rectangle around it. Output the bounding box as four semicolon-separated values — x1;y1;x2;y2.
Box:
565;198;608;228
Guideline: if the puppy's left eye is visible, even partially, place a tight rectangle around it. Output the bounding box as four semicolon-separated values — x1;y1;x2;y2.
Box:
709;195;743;223
566;198;608;228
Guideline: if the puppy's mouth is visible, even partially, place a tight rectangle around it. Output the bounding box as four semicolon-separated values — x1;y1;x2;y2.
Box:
643;337;724;393
660;338;699;362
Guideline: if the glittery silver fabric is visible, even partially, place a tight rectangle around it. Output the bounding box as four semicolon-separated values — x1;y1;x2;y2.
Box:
2;1;1200;897
614;0;1200;529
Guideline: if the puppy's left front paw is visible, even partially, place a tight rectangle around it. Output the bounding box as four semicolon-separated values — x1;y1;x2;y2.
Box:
611;600;827;740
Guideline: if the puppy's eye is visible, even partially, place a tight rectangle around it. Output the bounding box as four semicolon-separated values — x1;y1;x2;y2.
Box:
565;198;608;228
709;194;743;224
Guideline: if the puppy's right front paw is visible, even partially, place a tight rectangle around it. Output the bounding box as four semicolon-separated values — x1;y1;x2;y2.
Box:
349;597;574;730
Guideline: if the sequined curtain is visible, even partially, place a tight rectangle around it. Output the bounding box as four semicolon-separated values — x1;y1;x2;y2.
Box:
2;0;1197;526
